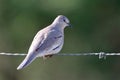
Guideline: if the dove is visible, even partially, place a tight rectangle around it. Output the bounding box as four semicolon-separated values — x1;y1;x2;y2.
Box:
17;15;71;70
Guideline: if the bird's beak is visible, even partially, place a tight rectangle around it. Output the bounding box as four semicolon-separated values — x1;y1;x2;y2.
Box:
67;23;72;27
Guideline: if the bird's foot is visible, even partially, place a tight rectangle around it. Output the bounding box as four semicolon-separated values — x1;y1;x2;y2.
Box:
43;54;53;60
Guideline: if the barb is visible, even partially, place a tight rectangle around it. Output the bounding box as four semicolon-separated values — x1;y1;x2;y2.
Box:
0;52;27;56
0;52;120;59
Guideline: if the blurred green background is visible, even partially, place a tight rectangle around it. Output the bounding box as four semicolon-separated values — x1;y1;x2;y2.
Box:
0;0;120;80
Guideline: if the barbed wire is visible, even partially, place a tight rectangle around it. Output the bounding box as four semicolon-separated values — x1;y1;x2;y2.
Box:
0;52;120;59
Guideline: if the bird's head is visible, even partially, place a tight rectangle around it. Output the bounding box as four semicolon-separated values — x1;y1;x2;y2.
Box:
53;15;71;28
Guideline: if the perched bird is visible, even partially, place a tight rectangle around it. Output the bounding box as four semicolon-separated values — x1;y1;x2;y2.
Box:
17;15;71;70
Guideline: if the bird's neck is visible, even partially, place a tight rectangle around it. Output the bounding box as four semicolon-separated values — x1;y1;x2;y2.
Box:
51;22;65;33
52;20;66;27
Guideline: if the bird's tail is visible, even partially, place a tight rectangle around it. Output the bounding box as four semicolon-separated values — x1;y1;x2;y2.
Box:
17;53;37;70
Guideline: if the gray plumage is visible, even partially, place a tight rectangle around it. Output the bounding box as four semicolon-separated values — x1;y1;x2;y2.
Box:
17;15;71;70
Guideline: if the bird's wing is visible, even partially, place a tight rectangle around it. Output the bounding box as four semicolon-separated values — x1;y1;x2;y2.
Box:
28;30;45;54
17;29;63;70
17;30;46;70
28;29;63;56
38;29;63;54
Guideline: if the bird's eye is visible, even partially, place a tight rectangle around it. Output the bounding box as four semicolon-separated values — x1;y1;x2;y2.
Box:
63;19;66;22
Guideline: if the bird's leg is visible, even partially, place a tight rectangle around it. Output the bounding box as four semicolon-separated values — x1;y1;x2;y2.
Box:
45;54;53;58
43;56;47;60
43;54;53;60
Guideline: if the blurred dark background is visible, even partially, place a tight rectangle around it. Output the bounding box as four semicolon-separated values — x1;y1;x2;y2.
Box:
0;0;120;80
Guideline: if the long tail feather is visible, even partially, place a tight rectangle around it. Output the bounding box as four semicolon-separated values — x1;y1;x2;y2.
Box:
17;53;36;70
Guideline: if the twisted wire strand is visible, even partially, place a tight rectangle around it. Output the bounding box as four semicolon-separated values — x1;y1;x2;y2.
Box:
0;52;120;59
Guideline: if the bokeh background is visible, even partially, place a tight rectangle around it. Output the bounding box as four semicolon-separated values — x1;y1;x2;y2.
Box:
0;0;120;80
